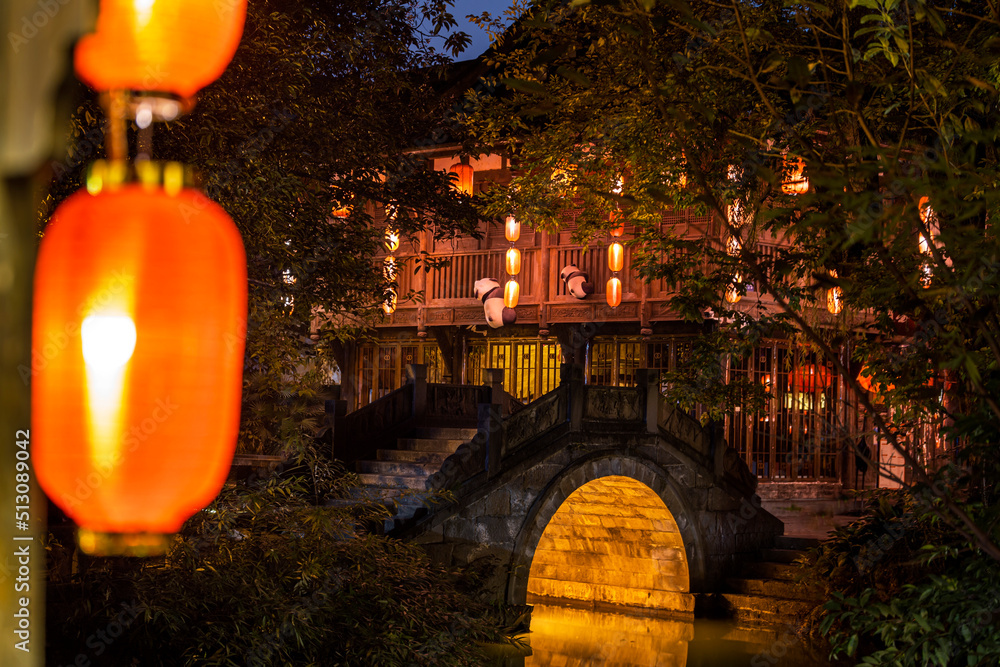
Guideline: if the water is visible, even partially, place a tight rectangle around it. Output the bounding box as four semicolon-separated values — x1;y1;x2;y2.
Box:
489;604;832;666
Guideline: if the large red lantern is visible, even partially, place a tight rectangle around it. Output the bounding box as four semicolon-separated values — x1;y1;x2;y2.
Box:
33;184;247;555
449;162;474;195
74;0;248;98
790;364;832;392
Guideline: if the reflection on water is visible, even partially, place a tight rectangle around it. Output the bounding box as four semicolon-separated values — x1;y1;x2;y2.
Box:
495;604;829;667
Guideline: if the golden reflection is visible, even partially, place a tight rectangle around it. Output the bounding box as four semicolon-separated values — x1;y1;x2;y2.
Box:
525;604;691;667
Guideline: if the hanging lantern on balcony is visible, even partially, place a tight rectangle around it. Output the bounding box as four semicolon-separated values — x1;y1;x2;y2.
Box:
505;215;520;243
610;211;625;238
383;290;397;315
504;279;520;309
506;247;522;276
449;161;474;195
781;157;809;195
608;243;624;273
74;0;248;99
606;277;622;308
857;365;895;394
826;269;843;314
790;364;832;392
725;275;743;304
32;183;247;556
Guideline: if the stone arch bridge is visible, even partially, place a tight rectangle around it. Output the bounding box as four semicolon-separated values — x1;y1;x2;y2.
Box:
333;365;783;615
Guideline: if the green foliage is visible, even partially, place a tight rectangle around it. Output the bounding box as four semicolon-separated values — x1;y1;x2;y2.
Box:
48;466;500;666
806;490;1000;665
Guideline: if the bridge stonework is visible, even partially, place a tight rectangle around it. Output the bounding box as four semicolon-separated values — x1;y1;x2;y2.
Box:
399;367;783;614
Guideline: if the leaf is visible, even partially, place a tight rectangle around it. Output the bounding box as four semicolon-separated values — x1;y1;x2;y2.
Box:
500;77;549;96
555;66;592;87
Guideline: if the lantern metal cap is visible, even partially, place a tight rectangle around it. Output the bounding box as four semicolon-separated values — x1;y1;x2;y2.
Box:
78;529;170;557
86;160;196;195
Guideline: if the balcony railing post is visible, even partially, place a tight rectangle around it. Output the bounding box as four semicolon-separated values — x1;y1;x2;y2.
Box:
636;368;660;434
407;363;427;418
560;363;584;430
485;367;505;410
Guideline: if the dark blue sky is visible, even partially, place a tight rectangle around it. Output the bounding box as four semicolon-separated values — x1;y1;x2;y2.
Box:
447;0;516;59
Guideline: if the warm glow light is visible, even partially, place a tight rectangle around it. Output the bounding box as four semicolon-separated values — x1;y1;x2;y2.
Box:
81;315;136;368
383;256;397;281
504;279;520;309
608;243;624;272
74;0;248;98
383;291;397;314
506;247;522;276
857;365;895;394
606;277;622;307
449;162;474;195
505;215;520;242
725;276;742;304
826;268;843;314
782;157;809;195
384;229;399;253
727;201;746;227
332;204;352;219
791;364;832;392
33;185;247;555
610;211;625;237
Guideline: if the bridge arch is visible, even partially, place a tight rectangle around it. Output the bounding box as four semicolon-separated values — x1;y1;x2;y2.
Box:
506;453;707;613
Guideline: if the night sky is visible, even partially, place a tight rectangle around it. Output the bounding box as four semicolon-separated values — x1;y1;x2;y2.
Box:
445;0;517;59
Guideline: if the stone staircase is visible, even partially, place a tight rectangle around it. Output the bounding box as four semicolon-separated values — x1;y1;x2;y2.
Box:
715;536;825;627
353;426;478;531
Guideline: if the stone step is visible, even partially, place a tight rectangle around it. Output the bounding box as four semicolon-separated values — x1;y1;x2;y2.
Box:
725;577;823;602
356;473;427;490
760;548;806;565
396;437;466;453
377;449;450;465
357;460;439;477
740;560;801;582
775;535;821;550
720;593;819;626
412;426;478;440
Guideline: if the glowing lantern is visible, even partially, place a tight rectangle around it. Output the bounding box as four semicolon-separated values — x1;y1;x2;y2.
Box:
383;256;397;281
383;290;397;315
781;157;809;195
449;162;474;195
384;228;399;253
826;268;843;314
332;203;352;219
857;366;895;394
606;277;622;307
32;185;247;555
791;364;832;392
608;243;624;272
504;279;520;309
505;215;520;242
610;211;625;237
74;0;248;99
506;247;522;276
725;276;742;304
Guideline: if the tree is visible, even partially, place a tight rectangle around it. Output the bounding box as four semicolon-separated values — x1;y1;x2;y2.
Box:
462;0;1000;660
41;0;481;455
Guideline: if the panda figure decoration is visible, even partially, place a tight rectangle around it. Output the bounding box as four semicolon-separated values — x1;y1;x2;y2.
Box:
560;264;594;299
474;278;517;328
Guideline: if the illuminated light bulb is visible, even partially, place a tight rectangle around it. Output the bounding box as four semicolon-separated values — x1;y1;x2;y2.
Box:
81;315;137;369
504;279;520;309
608;243;624;272
606;277;622;308
505;215;520;242
506;247;522;276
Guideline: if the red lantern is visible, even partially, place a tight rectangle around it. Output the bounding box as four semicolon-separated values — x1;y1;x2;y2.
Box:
74;0;248;98
610;211;625;238
504;279;520;308
449;162;474;195
608;242;624;272
857;365;895;394
506;247;522;276
606;277;622;307
781;157;809;195
33;185;247;555
790;364;832;392
505;215;520;242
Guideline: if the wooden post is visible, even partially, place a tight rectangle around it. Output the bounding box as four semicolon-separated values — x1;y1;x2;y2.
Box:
561;363;584;430
407;363;427;417
485;367;505;408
